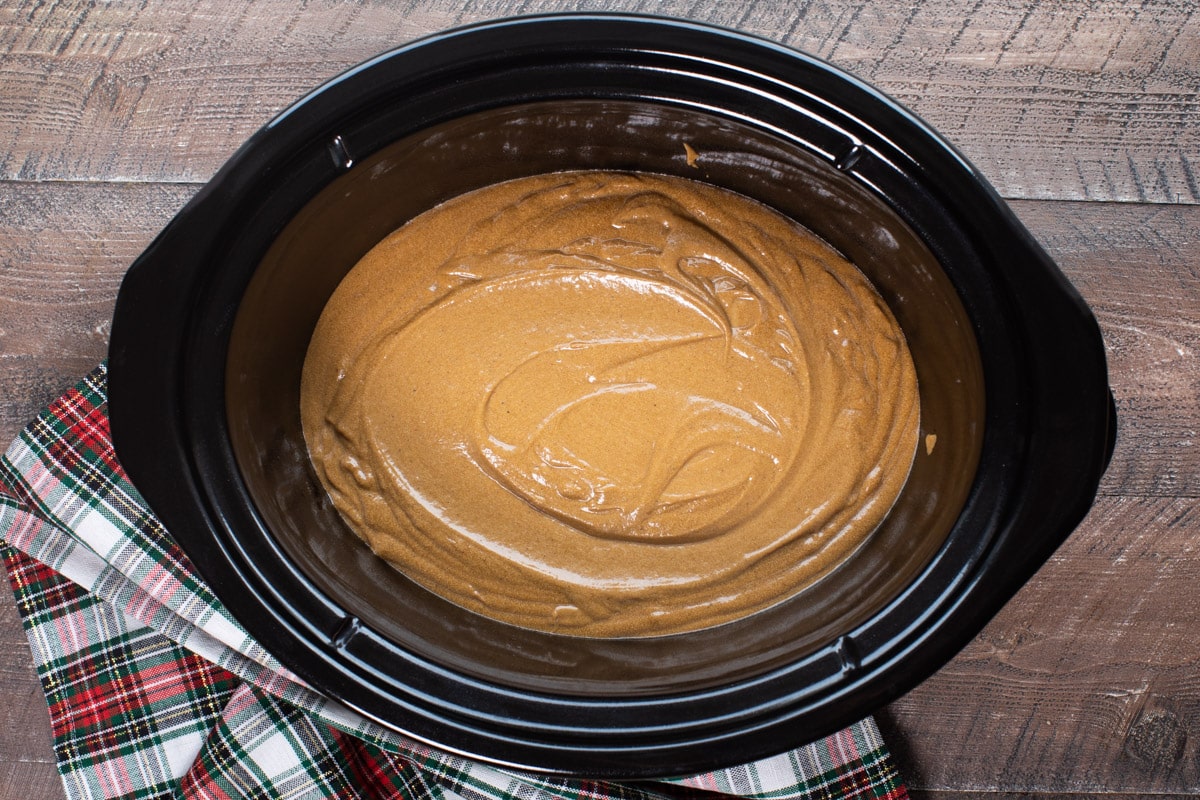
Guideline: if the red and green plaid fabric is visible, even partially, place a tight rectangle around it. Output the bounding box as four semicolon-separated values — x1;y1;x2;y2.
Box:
0;363;908;800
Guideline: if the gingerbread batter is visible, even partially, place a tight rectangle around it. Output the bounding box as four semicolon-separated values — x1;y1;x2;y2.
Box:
301;171;919;637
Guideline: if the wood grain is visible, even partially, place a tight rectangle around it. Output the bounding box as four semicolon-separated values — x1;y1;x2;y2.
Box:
883;495;1200;795
1010;200;1200;498
0;759;64;800
0;180;196;443
0;182;192;362
0;0;1196;203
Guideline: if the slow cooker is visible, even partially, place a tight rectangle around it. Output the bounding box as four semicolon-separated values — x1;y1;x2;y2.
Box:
108;14;1115;778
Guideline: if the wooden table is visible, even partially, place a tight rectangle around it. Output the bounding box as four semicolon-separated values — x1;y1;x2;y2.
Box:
1;2;1196;797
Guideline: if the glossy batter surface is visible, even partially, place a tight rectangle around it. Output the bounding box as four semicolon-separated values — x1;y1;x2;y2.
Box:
301;171;918;637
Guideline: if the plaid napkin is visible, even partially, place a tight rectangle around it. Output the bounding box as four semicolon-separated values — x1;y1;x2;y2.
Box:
0;363;908;800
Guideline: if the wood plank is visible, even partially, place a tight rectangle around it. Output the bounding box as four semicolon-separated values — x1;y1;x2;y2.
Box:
1010;200;1200;498
882;494;1200;795
0;181;197;443
0;759;64;800
2;183;1196;494
0;0;1196;203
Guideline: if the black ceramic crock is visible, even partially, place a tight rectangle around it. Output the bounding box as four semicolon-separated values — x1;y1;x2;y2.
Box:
108;14;1115;779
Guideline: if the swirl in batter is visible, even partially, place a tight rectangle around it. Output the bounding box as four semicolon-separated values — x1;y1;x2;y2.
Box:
301;171;918;637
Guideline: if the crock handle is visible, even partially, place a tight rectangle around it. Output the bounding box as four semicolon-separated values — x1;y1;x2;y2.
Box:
107;187;223;499
1103;389;1118;470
